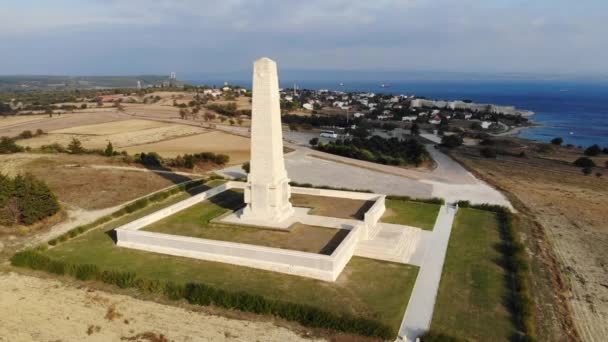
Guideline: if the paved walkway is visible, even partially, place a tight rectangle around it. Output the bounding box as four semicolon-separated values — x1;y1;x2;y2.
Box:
397;205;457;342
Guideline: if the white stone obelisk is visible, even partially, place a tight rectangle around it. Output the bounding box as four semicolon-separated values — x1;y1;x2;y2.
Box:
241;57;294;222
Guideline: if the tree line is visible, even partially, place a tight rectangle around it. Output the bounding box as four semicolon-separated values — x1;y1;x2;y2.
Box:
316;136;430;166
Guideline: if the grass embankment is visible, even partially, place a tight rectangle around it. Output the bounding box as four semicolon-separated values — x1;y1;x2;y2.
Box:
13;183;418;338
428;204;534;341
382;199;441;230
430;208;513;340
143;190;349;255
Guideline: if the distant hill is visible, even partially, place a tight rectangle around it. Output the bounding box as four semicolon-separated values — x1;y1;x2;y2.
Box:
0;75;180;91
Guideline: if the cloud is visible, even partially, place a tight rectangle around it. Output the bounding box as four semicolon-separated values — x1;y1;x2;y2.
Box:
0;0;606;74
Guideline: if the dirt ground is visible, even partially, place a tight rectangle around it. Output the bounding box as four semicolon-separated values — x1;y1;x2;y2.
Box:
0;272;324;342
451;147;608;342
123;131;250;165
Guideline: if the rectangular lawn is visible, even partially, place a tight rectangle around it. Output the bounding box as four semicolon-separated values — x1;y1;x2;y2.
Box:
43;186;419;333
382;199;440;230
430;208;514;340
143;190;349;254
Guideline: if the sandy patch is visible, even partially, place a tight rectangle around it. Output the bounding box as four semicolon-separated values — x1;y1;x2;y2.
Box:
0;272;323;342
124;131;250;164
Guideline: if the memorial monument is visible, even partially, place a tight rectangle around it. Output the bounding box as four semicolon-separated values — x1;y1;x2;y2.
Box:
240;57;295;223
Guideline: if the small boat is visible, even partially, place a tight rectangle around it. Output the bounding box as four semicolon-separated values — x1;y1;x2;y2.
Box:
380;83;390;88
339;82;344;86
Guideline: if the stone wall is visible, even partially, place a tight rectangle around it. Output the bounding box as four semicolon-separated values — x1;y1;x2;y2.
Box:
114;181;376;281
364;195;386;239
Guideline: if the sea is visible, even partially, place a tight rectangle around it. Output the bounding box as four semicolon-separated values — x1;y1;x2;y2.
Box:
192;79;608;148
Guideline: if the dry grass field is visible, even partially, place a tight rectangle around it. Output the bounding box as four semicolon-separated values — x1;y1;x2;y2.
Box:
123;131;250;164
0;111;125;138
20;119;207;150
450;145;608;342
0;154;186;210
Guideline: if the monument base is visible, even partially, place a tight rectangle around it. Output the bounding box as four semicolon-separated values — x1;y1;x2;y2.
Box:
241;176;294;225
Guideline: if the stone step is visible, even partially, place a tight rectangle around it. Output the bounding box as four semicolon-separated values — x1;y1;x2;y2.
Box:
355;224;422;264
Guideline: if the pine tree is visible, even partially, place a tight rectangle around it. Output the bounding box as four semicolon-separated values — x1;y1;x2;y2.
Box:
104;141;114;156
67;138;84;154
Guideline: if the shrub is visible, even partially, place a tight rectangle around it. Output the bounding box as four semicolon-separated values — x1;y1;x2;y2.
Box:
386;195;445;205
582;167;593;175
573;157;596;168
74;264;99;280
441;135;463;148
124;198;149;213
38;143;66;153
309;137;319;146
550;137;563;145
480;147;497;158
584;144;601;156
242;161;250;174
17;130;34;139
0;136;24;154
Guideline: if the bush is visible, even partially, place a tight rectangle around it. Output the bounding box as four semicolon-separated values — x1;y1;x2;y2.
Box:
309;137;319;146
441;135;463;148
582;167;593;175
242;161;250;174
17;130;34;139
0;136;24;154
573;157;596;168
386;195;445;205
584;144;602;156
38;143;66;153
550;137;563;145
480;147;497;158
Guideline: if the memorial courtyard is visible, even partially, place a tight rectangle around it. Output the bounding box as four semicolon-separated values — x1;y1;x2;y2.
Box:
6;58;518;341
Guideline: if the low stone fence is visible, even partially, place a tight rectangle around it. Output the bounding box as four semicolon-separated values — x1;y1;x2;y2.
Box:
117;220;360;282
119;182;232;232
115;181;384;281
290;186;378;201
363;195;386;240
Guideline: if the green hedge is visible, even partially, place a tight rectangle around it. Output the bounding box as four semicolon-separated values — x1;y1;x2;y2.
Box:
47;179;209;246
11;250;393;339
455;202;535;341
289;181;373;194
386;195;445;205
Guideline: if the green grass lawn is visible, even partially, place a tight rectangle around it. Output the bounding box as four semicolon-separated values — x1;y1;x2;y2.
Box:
430;208;514;341
381;199;440;230
143;190;349;254
42;187;419;333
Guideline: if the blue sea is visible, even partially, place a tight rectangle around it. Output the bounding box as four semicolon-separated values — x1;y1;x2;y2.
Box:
193;79;608;148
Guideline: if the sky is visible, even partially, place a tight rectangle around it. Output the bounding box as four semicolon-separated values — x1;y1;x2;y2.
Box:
0;0;606;78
